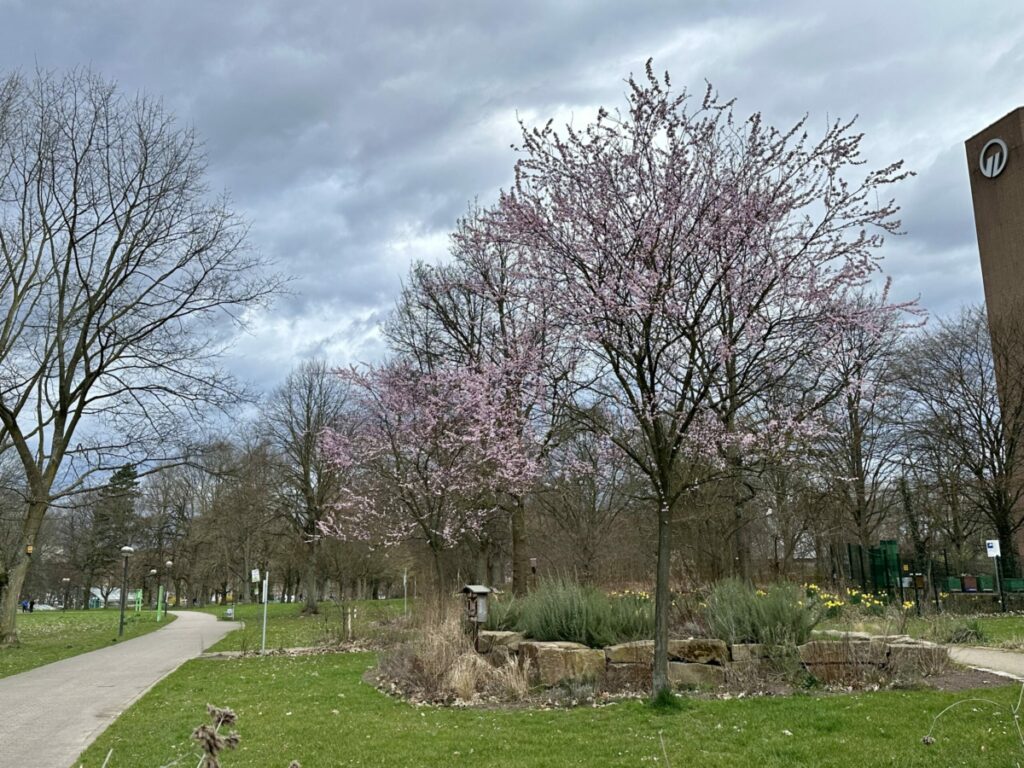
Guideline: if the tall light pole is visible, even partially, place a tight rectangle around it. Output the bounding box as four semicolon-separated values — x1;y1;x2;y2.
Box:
117;545;134;637
164;560;173;615
148;568;158;609
61;577;70;611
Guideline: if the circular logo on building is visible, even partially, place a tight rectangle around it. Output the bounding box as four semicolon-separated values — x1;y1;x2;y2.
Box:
980;138;1009;178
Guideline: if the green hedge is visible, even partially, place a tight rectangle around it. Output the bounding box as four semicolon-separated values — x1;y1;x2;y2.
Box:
704;578;818;646
484;578;653;647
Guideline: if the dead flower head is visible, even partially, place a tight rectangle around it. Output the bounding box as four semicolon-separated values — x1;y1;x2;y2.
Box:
207;704;238;727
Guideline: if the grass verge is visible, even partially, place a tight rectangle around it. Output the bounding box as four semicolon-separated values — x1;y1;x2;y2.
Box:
77;651;1023;767
0;609;174;679
195;599;406;653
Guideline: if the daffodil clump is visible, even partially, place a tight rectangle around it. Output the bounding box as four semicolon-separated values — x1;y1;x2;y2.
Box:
802;583;892;618
607;588;651;602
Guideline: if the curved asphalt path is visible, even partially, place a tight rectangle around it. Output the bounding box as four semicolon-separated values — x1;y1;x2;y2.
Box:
950;645;1024;681
0;610;235;768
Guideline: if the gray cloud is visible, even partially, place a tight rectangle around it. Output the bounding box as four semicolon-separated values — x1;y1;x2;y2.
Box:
0;0;1019;391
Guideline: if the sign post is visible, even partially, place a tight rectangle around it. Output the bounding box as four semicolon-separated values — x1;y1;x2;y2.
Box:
986;539;1007;612
261;572;269;654
156;585;165;622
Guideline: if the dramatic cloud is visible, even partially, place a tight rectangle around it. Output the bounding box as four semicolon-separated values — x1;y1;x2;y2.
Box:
1;0;1020;391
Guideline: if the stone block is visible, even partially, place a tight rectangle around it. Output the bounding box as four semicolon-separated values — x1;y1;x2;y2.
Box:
798;639;886;667
668;638;728;665
517;641;606;686
726;659;764;681
604;662;651;692
885;643;950;675
729;643;768;662
668;661;727;688
605;640;654;664
477;630;524;654
813;629;873;641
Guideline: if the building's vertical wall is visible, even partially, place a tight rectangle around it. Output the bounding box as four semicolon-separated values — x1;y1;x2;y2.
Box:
967;108;1024;324
967;108;1024;569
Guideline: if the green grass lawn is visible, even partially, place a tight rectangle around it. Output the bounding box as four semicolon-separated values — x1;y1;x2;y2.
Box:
952;616;1024;645
194;599;406;653
0;608;174;679
76;651;1024;767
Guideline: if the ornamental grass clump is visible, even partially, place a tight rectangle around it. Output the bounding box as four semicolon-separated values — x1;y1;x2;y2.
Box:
704;578;818;647
483;593;520;631
926;615;988;645
378;608;531;703
514;577;653;647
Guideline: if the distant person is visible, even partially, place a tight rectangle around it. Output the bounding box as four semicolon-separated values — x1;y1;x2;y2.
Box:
28;599;35;612
20;599;27;613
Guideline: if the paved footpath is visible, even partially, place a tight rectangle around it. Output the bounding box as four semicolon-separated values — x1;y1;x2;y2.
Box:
950;645;1024;681
0;611;235;768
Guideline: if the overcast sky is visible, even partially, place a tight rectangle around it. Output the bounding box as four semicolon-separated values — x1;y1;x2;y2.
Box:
2;1;1022;393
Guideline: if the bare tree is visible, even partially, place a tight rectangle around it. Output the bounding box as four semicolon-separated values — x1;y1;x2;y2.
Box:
0;70;280;644
265;360;347;614
898;307;1024;576
533;425;640;584
818;301;910;549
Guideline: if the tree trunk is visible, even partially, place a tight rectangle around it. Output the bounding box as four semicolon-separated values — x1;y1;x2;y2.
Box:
733;505;750;580
304;540;319;614
0;498;49;646
996;517;1018;578
652;501;672;696
511;496;529;596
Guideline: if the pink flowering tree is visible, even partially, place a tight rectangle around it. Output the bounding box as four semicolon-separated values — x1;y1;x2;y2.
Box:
481;61;915;694
318;359;538;609
387;207;578;594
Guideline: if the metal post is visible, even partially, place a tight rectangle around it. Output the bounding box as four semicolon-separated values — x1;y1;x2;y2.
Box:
996;555;1007;612
118;555;130;637
261;572;269;654
882;548;890;596
858;545;867;592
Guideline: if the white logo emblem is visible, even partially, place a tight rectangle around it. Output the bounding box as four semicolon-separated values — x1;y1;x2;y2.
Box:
980;138;1009;178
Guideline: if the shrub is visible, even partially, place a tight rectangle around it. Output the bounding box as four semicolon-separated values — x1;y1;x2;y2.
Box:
704;578;819;646
513;578;654;647
926;616;987;645
378;611;531;702
483;593;520;631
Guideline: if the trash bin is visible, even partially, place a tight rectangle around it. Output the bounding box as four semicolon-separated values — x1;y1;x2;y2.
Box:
224;607;235;620
942;576;962;592
978;575;995;592
962;575;978;592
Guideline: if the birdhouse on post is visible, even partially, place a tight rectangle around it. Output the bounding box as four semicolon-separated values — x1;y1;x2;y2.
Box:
461;585;491;651
461;584;491;623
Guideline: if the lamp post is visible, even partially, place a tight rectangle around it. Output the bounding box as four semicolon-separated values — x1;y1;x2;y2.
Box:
117;545;134;637
163;560;173;617
61;577;71;611
148;568;157;609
